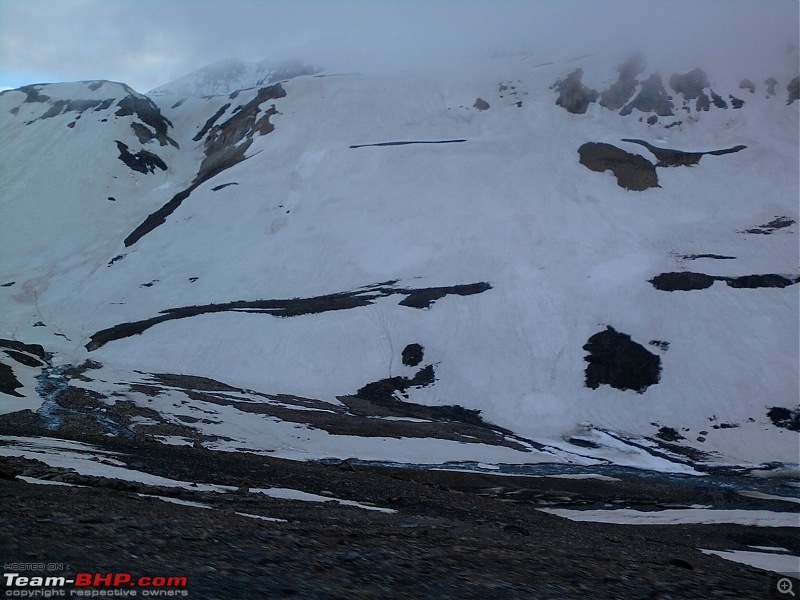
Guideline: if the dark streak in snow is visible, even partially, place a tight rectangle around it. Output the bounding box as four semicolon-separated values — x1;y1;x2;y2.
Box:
350;140;467;149
85;281;491;351
621;139;746;168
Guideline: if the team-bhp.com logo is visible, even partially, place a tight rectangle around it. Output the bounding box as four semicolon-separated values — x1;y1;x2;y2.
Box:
3;571;188;597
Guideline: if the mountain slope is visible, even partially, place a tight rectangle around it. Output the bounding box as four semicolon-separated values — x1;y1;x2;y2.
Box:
1;55;797;472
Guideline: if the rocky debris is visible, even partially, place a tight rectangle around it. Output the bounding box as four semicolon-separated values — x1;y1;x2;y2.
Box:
600;54;645;110
620;138;746;168
0;458;19;480
742;216;795;234
0;444;791;600
551;69;599;114
473;98;489;111
620;73;674;117
739;78;756;93
788;76;800;105
583;326;661;393
649;272;799;291
577;142;658;191
729;95;745;109
114;140;167;174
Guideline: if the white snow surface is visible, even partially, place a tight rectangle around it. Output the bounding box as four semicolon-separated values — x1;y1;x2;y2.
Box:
539;507;800;527
0;53;797;471
700;549;800;577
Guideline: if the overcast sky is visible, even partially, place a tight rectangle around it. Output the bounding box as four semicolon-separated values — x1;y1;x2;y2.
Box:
1;0;797;93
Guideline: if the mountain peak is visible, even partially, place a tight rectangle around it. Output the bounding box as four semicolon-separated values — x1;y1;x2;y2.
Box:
149;58;319;97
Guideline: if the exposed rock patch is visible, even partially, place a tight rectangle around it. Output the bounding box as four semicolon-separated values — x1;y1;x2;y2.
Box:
620;73;674;117
577;143;658;191
788;76;800;105
621;139;746;168
600;54;645;110
680;254;736;261
551;69;599;114
193;103;231;142
739;79;755;93
767;407;800;431
765;77;778;97
669;68;709;101
402;344;424;367
656;427;684;442
115;141;167;174
86;281;492;350
123;84;285;247
115;94;178;147
583;326;661;393
742;216;795;234
473;98;489;111
0;362;24;397
130;122;156;144
649;272;798;291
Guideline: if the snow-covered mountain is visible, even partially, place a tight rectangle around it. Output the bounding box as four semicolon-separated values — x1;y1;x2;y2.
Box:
1;53;798;474
148;58;319;97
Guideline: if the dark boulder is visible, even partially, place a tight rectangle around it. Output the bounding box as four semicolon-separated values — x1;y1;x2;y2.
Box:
583;326;661;393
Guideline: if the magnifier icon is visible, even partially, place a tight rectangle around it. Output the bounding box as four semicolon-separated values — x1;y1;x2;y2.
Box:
778;578;796;596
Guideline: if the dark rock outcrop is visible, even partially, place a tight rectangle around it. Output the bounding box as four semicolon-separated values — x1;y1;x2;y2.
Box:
577;143;658;191
124;84;286;247
115;93;178;148
787;76;799;105
669;68;710;101
739;79;756;93
402;344;424;367
583;326;661;393
473;98;490;111
649;272;717;291
742;216;795;234
115;141;167;174
649;272;798;291
767;407;800;431
620;73;674;117
552;69;599;114
600;54;645;110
